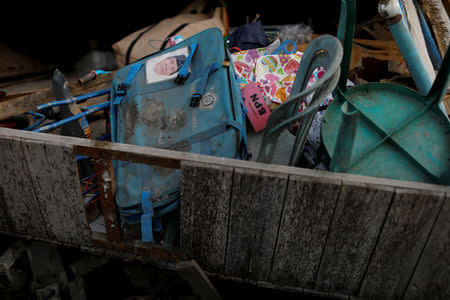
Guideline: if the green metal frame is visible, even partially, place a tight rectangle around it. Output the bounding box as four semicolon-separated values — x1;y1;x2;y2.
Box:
257;35;343;165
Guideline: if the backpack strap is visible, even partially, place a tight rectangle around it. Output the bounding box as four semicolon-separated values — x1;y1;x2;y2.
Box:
175;42;198;84
113;63;143;105
190;62;218;107
226;119;248;160
125;24;157;65
141;187;154;242
111;63;143;145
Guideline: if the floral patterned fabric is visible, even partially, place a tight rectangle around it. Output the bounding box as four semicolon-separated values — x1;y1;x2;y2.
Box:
231;48;332;111
253;52;303;110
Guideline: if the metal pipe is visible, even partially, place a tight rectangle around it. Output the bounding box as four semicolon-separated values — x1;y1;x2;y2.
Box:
36;89;111;110
34;102;110;133
378;0;434;95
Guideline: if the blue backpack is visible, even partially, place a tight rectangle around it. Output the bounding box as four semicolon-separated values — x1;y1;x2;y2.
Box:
110;28;248;242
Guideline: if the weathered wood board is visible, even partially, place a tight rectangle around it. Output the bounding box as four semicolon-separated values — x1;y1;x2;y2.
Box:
315;182;394;295
359;188;445;298
269;175;340;288
404;193;450;299
180;161;233;273
22;139;92;246
0;71;115;121
419;0;450;57
0;128;449;299
0;137;48;236
224;168;287;282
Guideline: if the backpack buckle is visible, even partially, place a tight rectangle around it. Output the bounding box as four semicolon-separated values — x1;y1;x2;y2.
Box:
190;94;201;107
116;83;128;96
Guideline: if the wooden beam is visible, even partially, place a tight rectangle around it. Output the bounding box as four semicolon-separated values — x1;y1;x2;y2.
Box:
21;139;92;245
180;161;233;273
0;230;179;268
404;192;450;299
315;183;394;295
299;37;405;71
0;137;48;236
444;93;450;116
359;188;445;298
91;232;179;263
401;0;436;81
0;127;448;195
418;0;450;57
270;176;341;288
92;158;121;242
0;72;114;121
224;168;287;281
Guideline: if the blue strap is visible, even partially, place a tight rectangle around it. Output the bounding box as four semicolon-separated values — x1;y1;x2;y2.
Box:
226;120;248;159
113;63;143;105
272;40;297;55
141;188;154;242
175;42;198;85
190;62;218;107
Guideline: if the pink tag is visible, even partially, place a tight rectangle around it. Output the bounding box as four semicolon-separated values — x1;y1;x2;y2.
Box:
241;82;271;132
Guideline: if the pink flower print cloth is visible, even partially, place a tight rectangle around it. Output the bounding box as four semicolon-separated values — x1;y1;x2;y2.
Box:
231;47;269;87
254;51;303;109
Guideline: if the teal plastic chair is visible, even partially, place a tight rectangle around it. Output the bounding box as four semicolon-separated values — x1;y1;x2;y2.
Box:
321;0;450;185
257;35;343;165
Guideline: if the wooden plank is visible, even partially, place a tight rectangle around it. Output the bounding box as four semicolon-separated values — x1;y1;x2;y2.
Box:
0;136;48;236
208;272;349;300
419;0;450;57
180;161;233;273
224;168;287;281
0;72;114;121
92;158;121;242
0;230;178;270
404;193;450;299
21;139;92;245
315;182;394;295
359;188;445;298
444;94;450;116
91;231;179;263
269;176;341;288
172;260;222;300
0;128;449;195
401;0;436;81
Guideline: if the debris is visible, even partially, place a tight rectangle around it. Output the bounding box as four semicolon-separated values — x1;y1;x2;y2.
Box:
0;240;29;292
69;254;110;278
0;240;26;272
171;260;222;300
27;241;68;295
67;277;87;300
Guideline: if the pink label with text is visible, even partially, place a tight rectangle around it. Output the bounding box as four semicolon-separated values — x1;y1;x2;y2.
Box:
241;82;271;132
